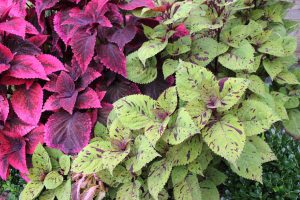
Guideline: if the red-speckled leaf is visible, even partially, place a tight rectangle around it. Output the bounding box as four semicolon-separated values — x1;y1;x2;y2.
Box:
54;9;79;45
76;88;101;109
11;83;43;125
96;43;126;76
71;30;96;73
27;35;48;47
25;125;44;154
37;54;66;75
0;43;14;74
45;111;92;154
0;94;9;124
108;25;137;49
118;0;154;10
8;55;49;80
0;17;26;38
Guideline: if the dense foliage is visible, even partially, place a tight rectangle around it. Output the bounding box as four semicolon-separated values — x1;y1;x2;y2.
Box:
0;0;299;199
222;128;300;200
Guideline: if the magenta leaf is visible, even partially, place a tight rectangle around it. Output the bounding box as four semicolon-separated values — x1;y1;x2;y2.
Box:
25;21;39;35
4;117;36;137
25;125;44;154
0;75;34;89
0;156;9;180
0;17;26;38
35;0;60;30
71;30;96;73
76;88;101;109
37;54;66;75
0;43;14;74
8;55;49;80
7;140;28;174
43;94;61;112
4;35;41;56
45;111;92;154
0;95;9;124
43;74;58;92
78;67;101;90
96;43;126;77
108;25;137;49
27;35;49;47
118;0;155;10
11;83;43;125
54;9;79;45
60;90;79;114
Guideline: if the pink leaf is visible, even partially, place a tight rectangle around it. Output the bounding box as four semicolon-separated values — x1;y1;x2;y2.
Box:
5;35;41;56
0;75;34;89
35;0;60;30
8;55;49;80
27;35;48;47
43;74;58;92
25;125;44;154
4;117;36;137
37;54;66;75
43;94;61;112
0;95;9;124
71;30;96;73
45;111;91;154
76;88;101;109
0;156;9;180
0;43;14;70
108;25;137;49
60;90;78;114
96;43;126;77
0;17;26;38
11;83;43;125
25;21;39;35
118;0;155;10
8;140;28;174
81;185;99;200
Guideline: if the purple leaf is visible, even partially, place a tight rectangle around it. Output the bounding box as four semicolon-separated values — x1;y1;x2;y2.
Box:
43;94;61;112
0;43;14;74
4;35;41;56
56;71;75;97
108;25;137;49
8;55;49;80
37;54;66;75
45;111;92;154
76;88;101;109
78;67;101;90
0;17;26;38
71;30;96;73
0;94;9;124
96;43;126;77
35;0;60;30
11;83;43;125
97;102;113;124
25;125;44;154
59;90;78;114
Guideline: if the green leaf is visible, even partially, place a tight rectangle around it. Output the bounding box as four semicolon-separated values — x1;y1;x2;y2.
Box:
44;171;63;189
248;75;267;96
164;1;193;24
230;140;263;183
45;147;63;170
94;122;109;137
144;117;170;146
55;179;71;200
176;61;218;102
190;38;229;66
199;180;219;200
171;166;188;186
138;39;168;66
32;144;52;172
202;114;245;163
19;181;44;200
205;167;227;186
162;59;179;79
126;135;160;172
39;190;56;200
248;136;277;163
114;95;157;130
163;108;199;145
265;3;283;23
220;24;250;47
263;56;297;80
167;136;203;166
283;109;300;139
147;159;173;200
126;51;157;84
185;99;212;130
258;36;296;57
156;86;177;114
97;166;131;187
237;100;280;136
187;15;223;34
72;141;130;174
275;70;300;85
59;155;70;175
218;78;249;111
116;181;141;200
109;118;132;141
174;174;202;200
166;36;191;56
219;40;255;71
188;144;213;176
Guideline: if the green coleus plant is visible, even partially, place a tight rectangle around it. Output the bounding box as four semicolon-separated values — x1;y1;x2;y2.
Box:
22;0;299;199
20;144;72;200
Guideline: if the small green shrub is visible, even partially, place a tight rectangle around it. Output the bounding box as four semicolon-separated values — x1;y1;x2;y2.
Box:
222;128;300;200
0;169;25;200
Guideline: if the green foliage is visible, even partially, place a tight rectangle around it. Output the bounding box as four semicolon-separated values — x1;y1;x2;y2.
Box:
0;169;25;200
20;144;71;200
